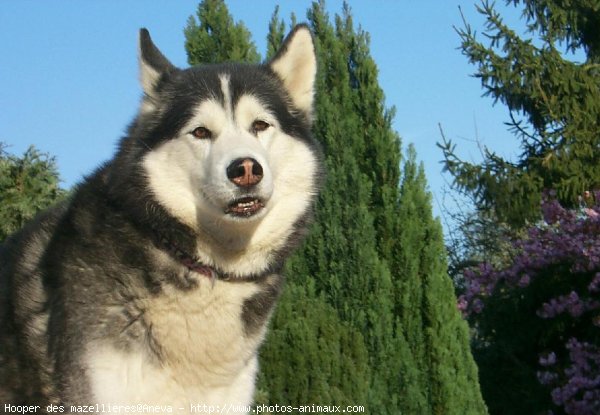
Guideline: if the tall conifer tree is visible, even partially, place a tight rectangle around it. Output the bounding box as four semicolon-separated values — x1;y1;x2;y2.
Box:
184;1;486;413
266;6;285;60
397;146;486;414
440;0;600;227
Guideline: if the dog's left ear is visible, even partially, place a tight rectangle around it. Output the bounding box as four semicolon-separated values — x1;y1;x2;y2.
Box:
138;28;177;99
269;25;317;120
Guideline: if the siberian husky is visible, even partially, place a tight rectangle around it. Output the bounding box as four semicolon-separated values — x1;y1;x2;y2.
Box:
0;25;322;411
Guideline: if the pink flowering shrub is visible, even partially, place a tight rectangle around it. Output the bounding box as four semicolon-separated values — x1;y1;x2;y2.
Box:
460;192;600;415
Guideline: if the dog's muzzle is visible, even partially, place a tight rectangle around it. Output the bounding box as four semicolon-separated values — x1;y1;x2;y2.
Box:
224;158;266;217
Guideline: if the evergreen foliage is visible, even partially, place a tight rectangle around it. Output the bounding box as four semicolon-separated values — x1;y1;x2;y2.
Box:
255;281;370;407
396;147;486;414
266;6;285;61
184;1;487;413
0;144;65;241
440;0;600;228
184;0;260;65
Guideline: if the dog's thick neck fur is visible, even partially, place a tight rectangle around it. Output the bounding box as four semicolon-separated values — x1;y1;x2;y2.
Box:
155;230;216;279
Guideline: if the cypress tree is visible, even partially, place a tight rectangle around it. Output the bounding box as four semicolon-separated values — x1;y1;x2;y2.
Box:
266;6;285;60
397;146;487;414
262;2;486;413
293;4;406;412
184;0;260;65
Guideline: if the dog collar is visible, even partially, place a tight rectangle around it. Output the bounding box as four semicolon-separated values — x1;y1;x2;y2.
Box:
156;234;216;279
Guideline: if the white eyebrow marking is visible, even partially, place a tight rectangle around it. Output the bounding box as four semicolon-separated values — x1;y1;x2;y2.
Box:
219;74;233;121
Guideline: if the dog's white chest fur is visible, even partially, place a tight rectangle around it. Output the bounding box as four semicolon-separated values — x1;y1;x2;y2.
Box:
86;279;263;410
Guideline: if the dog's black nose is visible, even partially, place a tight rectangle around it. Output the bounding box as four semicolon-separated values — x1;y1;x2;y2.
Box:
226;158;263;187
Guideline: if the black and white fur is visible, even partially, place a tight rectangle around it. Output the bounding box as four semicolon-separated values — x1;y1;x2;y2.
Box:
0;25;322;410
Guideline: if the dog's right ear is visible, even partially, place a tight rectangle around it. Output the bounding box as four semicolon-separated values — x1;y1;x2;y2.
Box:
269;25;317;121
138;28;176;100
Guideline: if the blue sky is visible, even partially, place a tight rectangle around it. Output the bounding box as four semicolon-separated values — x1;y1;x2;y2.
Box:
0;1;525;224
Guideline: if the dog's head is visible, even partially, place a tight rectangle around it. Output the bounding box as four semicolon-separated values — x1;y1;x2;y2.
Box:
112;26;322;273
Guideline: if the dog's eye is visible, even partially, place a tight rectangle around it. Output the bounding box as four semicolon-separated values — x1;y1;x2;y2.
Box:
191;127;212;139
252;120;271;134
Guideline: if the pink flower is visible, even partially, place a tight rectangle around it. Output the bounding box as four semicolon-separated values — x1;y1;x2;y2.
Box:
540;352;557;367
518;274;531;287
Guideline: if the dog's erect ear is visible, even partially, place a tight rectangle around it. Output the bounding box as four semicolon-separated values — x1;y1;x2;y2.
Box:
138;28;176;98
269;25;317;119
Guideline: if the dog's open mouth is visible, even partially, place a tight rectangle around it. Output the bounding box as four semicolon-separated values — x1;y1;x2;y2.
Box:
225;197;265;217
